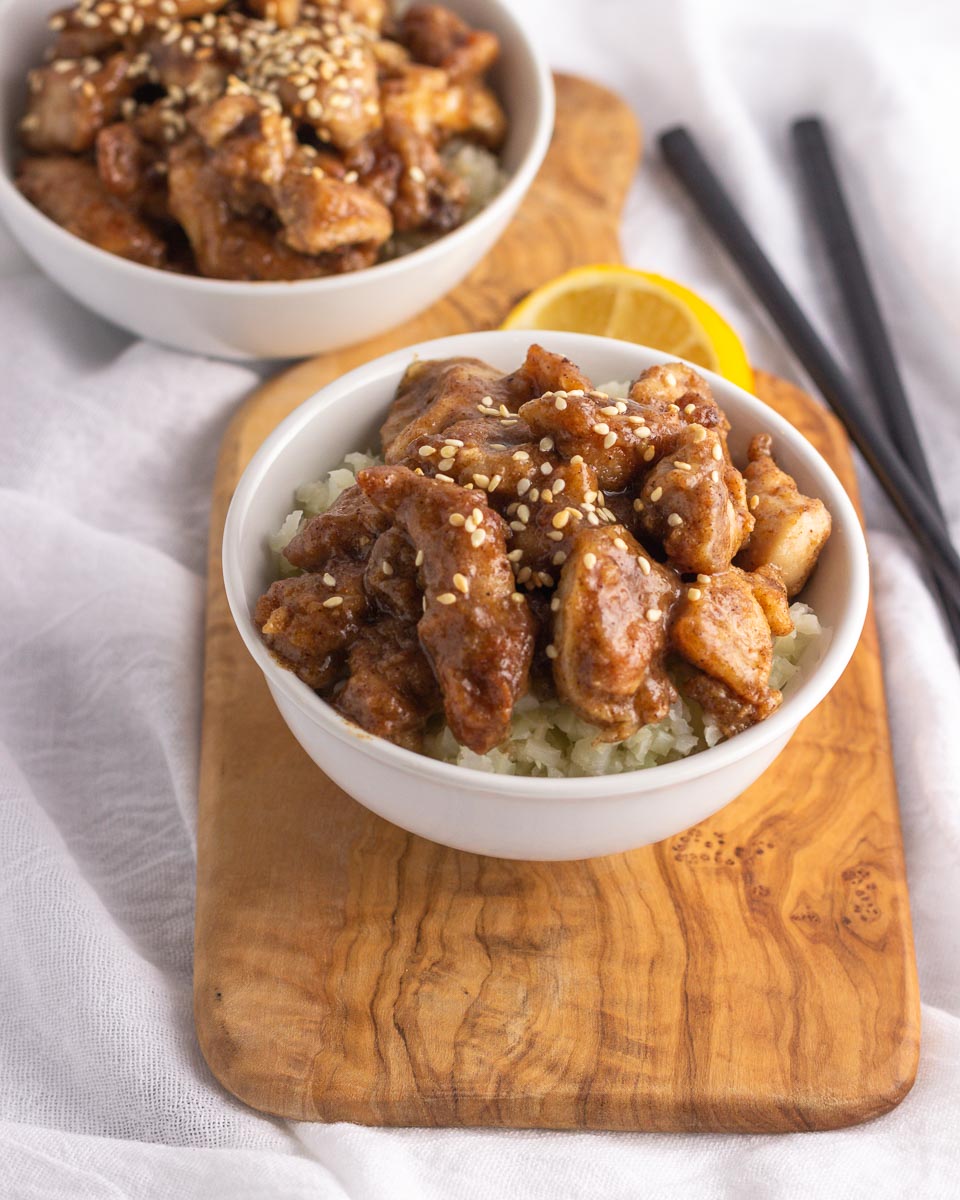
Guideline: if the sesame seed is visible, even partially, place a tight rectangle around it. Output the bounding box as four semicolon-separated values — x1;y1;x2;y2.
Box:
486;475;501;492
444;438;464;447
464;517;477;533
614;536;628;551
322;573;336;587
507;549;524;562
439;446;456;459
449;513;465;526
674;461;692;471
545;644;558;660
540;462;553;476
587;512;600;525
688;587;703;601
603;432;618;449
517;566;532;583
633;498;644;512
409;165;426;183
512;450;529;461
553;551;567;565
749;494;760;510
570;454;584;465
711;470;720;483
471;529;486;548
529;489;540;502
690;425;707;443
667;513;684;527
616;401;628;414
509;521;525;532
554;396;567;410
473;473;490;489
382;561;394;576
419;445;436;457
583;552;597;569
551;509;569;531
684;403;696;415
539;436;554;452
453;573;469;594
593;422;610;436
517;479;531;496
551;596;561;612
569;389;585;397
547;530;564;541
517;504;531;523
650;486;663;502
323;596;344;608
665;372;677;387
600;406;619;417
437;593;457;605
713;443;723;461
511;592;526;604
541;488;553;503
499;405;510;418
637;556;651;575
646;607;662;621
643;446;656;462
415;550;424;567
553;479;566;493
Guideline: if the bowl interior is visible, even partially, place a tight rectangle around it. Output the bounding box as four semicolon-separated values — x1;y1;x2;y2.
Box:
226;330;869;791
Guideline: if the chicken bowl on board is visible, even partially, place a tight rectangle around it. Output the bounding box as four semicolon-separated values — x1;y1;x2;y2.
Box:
0;0;552;358
223;331;869;860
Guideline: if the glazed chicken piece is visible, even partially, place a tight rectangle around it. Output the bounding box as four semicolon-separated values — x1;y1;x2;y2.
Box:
96;122;171;221
628;362;731;459
380;61;506;149
682;671;780;740
255;563;368;690
335;617;442;750
737;434;833;596
283;484;390;572
362;527;423;623
382;357;531;461
513;343;595;396
49;0;230;58
379;117;468;232
357;465;535;754
398;4;499;81
21;53;134;154
670;567;791;721
639;424;753;575
552;527;681;741
16;156;166;268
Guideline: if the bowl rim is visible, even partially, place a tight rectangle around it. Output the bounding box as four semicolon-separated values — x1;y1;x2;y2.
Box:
0;0;554;296
223;329;870;798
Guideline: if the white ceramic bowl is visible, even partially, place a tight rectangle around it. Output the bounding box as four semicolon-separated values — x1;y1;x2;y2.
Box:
0;0;553;360
223;331;870;860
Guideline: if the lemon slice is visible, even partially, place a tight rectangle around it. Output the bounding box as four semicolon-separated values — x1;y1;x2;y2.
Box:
502;265;754;393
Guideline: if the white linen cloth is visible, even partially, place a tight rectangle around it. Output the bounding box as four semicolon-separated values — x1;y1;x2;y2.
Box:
2;0;959;1194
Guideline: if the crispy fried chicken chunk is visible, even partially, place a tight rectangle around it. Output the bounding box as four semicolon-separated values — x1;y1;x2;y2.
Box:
670;567;788;716
283;484;390;571
552;527;681;740
357;465;535;754
398;4;499;80
16;156;166;268
736;434;833;596
21;53;134;154
335;617;441;750
639;424;753;575
255;564;368;689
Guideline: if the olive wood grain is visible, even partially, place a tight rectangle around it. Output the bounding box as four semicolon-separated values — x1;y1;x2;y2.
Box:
194;74;919;1132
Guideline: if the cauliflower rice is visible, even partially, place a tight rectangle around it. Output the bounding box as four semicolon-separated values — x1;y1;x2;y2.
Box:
270;392;825;777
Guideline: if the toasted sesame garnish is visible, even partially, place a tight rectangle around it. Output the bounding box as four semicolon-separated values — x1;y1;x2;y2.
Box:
439;445;457;459
554;396;568;410
323;596;344;609
436;593;457;605
712;443;723;461
665;372;677;387
749;494;760;510
667;512;683;527
488;475;502;492
322;572;336;587
613;536;628;551
633;498;645;512
539;436;555;452
517;478;531;496
415;550;424;567
711;469;721;483
436;474;454;483
511;592;526;604
529;488;540;502
448;513;465;526
587;512;600;525
603;432;618;449
541;488;554;503
547;530;564;541
684;403;696;415
552;510;570;529
687;587;703;601
472;507;484;525
583;552;597;569
552;550;567;566
381;561;394;576
471;529;486;548
637;556;651;575
517;504;531;523
553;479;566;494
453;573;469;594
472;473;490;489
643;446;656;462
507;548;524;562
509;520;525;533
600;405;619;417
540;462;553;476
650;486;663;502
570;454;584;465
545;644;558;660
584;489;598;504
517;566;532;583
593;422;610;436
674;461;692;472
512;450;530;462
645;607;662;621
550;595;561;612
464;517;477;533
690;424;708;443
668;403;681;414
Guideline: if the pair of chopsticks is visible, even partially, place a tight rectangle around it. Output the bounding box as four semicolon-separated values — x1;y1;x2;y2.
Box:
659;121;960;658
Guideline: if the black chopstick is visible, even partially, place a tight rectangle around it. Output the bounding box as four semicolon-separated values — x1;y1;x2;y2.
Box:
658;125;960;602
791;116;960;653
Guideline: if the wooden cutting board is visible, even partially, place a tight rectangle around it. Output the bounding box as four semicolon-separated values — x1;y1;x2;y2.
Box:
194;75;920;1132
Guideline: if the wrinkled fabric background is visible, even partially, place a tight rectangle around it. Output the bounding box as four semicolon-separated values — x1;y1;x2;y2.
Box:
2;0;959;1195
